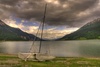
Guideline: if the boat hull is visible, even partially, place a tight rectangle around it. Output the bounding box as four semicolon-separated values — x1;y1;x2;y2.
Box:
18;53;55;61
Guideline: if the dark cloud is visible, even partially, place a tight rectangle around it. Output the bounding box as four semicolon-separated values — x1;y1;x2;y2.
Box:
0;0;19;5
0;0;99;27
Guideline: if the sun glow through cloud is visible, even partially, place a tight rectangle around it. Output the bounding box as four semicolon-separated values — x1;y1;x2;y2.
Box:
45;0;60;5
45;0;54;3
3;19;18;28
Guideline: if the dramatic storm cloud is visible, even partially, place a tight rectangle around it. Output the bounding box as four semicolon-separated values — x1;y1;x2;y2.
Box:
0;0;99;27
0;0;100;39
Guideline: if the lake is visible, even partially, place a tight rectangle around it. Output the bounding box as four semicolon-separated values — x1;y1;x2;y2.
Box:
0;40;100;57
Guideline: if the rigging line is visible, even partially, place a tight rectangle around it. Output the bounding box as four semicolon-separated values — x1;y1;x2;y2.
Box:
24;4;47;60
39;3;47;53
24;22;43;60
29;21;42;53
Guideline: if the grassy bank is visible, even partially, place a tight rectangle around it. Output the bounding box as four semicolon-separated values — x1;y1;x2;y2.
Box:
0;54;100;67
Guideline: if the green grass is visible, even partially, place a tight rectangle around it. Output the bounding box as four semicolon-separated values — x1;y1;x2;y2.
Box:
0;54;100;67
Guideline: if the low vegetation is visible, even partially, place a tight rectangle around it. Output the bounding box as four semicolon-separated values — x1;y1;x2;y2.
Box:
0;54;100;67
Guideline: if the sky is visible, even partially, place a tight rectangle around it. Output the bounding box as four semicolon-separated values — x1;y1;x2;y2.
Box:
0;0;100;39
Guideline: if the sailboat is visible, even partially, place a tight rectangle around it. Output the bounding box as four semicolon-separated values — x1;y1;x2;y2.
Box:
18;4;55;61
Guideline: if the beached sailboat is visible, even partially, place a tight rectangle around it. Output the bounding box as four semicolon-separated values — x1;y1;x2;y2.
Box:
18;4;55;61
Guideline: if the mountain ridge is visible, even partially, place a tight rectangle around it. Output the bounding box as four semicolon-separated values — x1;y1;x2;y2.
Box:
60;18;100;40
0;20;41;41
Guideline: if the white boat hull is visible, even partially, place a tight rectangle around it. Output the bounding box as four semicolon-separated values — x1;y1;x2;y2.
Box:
18;53;55;61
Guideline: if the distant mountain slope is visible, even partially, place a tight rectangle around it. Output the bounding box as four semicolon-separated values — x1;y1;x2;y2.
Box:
0;20;40;41
61;18;100;40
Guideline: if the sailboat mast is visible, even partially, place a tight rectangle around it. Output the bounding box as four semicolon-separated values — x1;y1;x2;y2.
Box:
39;3;47;53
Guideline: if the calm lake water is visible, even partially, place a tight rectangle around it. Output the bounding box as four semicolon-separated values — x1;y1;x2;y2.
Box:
0;40;100;57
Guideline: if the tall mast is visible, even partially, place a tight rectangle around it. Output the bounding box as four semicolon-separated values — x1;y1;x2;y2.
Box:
39;3;47;53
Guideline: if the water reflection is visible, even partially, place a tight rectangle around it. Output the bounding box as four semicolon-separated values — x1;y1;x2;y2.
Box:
0;40;100;57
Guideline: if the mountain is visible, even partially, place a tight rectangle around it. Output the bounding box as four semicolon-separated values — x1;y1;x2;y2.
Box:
60;18;100;40
0;20;40;41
